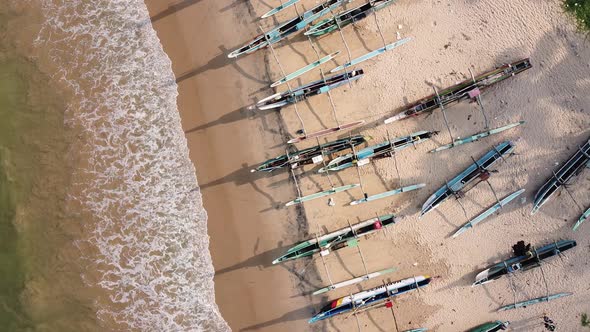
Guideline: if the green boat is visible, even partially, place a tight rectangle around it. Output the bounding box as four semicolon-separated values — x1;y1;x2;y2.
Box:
273;214;396;264
349;183;425;206
468;321;509;332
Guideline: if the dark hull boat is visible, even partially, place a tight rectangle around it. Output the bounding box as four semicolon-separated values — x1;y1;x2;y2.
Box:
531;137;590;214
256;70;363;110
251;135;365;172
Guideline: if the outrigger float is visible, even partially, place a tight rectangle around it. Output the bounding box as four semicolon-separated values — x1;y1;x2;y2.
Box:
256;69;364;110
309;275;431;323
429;121;525;153
312;267;397;296
271;51;340;87
319;131;436;173
331;38;411;73
452;189;525;238
273;214;397;264
473;240;576;286
285;183;360;207
260;0;301;19
306;0;398;37
574;207;590;231
287;120;365;144
468;321;509;332
228;0;350;58
420;141;515;218
384;58;532;124
497;292;572;312
531;137;590;214
251;135;365;172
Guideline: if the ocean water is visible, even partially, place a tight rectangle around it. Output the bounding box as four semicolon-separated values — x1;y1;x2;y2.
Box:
1;0;229;331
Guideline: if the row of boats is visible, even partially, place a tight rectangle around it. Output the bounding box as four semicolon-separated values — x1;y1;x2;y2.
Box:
230;0;589;329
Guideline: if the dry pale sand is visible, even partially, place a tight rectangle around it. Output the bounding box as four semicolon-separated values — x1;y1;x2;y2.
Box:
147;0;589;331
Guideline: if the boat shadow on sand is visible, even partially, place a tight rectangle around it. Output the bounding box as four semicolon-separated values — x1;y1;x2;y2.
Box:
149;0;203;23
239;304;318;332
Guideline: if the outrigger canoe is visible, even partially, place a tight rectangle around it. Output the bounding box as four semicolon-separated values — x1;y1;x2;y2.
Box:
256;69;363;110
573;207;590;231
531;137;590;214
228;0;349;58
430;121;525;153
309;275;431;323
473;240;576;286
468;321;509;332
384;59;532;124
305;0;397;37
497;292;572;312
420;141;515;218
251;135;365;172
273;214;396;264
319;131;436;173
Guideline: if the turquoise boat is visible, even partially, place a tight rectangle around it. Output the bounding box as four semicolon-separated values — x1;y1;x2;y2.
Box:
270;51;340;88
330;37;411;72
285;183;359;207
349;183;425;206
497;292;572;311
573;207;590;231
468;321;509;332
430;121;525;153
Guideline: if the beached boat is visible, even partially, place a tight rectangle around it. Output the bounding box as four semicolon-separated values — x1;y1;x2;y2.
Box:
305;0;397;37
452;189;525;238
420;141;515;218
256;69;363;110
573;207;590;231
349;183;425;206
260;0;301;19
468;321;509;332
497;292;572;312
271;51;340;87
285;183;360;207
228;0;349;58
473;240;576;286
319;131;436;173
288;120;365;144
273;214;396;264
309;275;431;323
403;329;427;332
251;135;365;172
330;38;411;73
312;267;397;295
429;121;525;153
531;138;590;214
384;59;532;124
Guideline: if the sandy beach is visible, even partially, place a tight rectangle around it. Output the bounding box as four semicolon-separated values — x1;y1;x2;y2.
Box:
147;0;589;331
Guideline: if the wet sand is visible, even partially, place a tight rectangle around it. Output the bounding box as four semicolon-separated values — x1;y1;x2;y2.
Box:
147;0;589;331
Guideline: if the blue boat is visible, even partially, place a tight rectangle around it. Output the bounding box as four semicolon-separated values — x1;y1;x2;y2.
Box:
420;141;515;218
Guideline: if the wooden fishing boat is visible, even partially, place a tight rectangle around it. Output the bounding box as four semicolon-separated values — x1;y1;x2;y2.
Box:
473;240;576;286
452;189;525;238
305;0;397;37
420;141;515;218
287;120;365;144
272;214;396;264
285;183;360;207
573;206;590;231
312;267;397;295
330;38;411;73
384;59;532;124
228;0;349;58
260;0;301;19
468;321;509;332
319;131;436;173
251;135;365;172
256;69;363;110
497;292;572;312
430;121;525;153
309;275;431;323
531;137;590;214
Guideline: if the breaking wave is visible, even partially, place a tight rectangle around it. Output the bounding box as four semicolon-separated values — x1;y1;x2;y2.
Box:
35;0;229;330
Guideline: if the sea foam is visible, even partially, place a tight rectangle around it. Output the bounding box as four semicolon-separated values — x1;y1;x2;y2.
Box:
35;1;229;330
